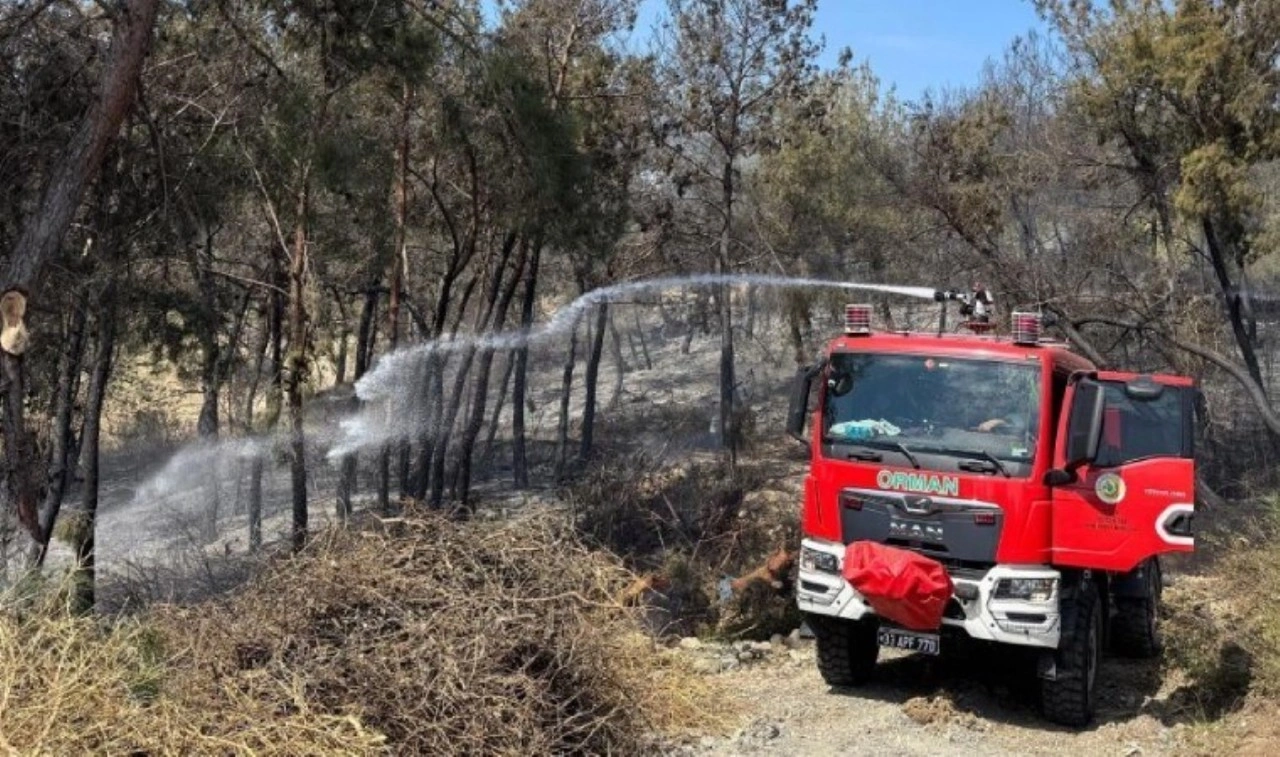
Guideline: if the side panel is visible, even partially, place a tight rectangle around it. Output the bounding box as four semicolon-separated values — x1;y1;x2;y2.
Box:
1050;457;1194;571
1050;376;1196;572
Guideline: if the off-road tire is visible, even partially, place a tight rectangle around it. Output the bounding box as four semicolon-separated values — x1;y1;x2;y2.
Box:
1111;559;1163;658
809;615;879;686
1041;580;1102;727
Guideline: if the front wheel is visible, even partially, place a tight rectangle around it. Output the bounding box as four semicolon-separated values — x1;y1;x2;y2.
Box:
1041;580;1102;727
808;614;879;687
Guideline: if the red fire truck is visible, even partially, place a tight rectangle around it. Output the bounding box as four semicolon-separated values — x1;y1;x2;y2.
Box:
786;296;1198;726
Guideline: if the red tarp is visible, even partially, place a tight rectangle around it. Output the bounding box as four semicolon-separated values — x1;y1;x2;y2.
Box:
842;541;954;631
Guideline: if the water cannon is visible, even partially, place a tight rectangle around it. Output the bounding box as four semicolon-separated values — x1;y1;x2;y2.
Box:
934;284;995;334
934;287;993;313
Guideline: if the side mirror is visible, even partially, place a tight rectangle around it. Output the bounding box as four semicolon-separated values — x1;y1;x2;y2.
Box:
1045;380;1106;486
1044;468;1074;486
1064;379;1106;470
787;362;821;444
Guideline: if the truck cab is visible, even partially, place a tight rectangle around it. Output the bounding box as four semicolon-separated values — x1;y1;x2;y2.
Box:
787;304;1198;726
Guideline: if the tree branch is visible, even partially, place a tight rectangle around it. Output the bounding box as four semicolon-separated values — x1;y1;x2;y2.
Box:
1073;315;1280;438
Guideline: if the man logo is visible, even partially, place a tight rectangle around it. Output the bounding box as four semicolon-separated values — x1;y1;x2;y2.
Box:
1095;472;1126;505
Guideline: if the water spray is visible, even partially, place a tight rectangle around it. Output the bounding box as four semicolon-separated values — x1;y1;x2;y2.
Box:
123;273;944;523
329;274;942;460
351;275;938;398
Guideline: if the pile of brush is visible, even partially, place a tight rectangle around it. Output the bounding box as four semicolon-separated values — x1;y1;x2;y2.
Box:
0;511;711;754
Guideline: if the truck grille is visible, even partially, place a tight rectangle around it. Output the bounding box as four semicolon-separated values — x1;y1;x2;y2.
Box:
840;488;1003;566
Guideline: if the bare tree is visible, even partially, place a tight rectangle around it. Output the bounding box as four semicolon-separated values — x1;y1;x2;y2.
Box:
659;0;819;468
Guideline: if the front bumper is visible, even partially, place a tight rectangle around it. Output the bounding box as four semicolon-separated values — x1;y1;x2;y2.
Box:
796;537;1061;649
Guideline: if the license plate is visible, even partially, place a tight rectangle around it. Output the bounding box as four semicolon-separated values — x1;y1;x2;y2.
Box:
877;627;940;656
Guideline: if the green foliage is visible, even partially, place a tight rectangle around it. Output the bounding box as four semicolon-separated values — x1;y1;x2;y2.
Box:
752;63;922;280
1045;0;1280;250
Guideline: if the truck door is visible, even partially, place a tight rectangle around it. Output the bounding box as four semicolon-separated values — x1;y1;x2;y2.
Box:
1049;372;1197;572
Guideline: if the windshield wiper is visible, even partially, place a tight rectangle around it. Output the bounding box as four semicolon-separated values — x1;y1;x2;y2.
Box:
900;443;1014;477
889;441;921;469
961;450;1011;478
831;438;921;468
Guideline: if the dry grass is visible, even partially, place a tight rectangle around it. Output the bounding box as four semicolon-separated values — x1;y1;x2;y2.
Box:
0;591;380;753
1161;501;1280;718
0;511;716;754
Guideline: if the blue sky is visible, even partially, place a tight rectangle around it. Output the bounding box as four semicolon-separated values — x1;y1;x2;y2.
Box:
810;0;1048;100
488;1;1048;103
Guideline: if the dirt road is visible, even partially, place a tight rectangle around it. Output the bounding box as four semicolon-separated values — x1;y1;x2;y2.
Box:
668;635;1204;756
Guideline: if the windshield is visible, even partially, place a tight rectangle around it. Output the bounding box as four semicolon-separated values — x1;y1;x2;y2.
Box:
822;352;1042;469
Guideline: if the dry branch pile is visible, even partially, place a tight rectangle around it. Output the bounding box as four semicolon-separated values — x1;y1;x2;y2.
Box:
567;454;802;639
0;512;712;754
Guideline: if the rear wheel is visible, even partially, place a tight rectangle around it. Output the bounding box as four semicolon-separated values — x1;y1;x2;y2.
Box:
1111;558;1163;658
1041;580;1102;727
808;614;879;686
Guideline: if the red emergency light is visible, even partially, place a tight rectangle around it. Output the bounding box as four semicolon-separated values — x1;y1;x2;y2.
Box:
845;304;872;336
1011;311;1042;345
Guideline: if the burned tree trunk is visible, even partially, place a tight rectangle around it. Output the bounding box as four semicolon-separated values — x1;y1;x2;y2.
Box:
30;298;87;567
247;455;264;551
455;241;525;508
555;312;583;478
333;287;350;386
215;288;251;430
394;87;414;501
607;310;626;411
408;356;442;501
71;293;117;614
286;178;311;552
338;281;379;518
480;353;515;469
249;260;285;552
632;308;651;369
717;163;738;468
429;350;476;508
511;238;541;489
0;290;32;542
429;236;517;509
1204;217;1266;395
195;229;221;439
786;292;811;367
378;86;412;513
242;290;270;433
579;302;608;461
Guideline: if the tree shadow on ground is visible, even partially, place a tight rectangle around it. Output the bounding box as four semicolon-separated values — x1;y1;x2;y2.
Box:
1148;642;1253;725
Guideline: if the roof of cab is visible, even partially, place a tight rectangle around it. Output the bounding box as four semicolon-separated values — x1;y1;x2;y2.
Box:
827;330;1096;372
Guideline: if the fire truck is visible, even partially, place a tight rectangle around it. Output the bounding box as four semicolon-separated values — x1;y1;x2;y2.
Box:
786;294;1199;726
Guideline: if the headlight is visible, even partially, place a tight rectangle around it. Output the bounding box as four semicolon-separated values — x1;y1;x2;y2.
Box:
993;577;1057;603
799;546;839;574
